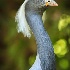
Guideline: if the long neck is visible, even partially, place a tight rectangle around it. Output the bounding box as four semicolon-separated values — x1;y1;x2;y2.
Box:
25;9;56;70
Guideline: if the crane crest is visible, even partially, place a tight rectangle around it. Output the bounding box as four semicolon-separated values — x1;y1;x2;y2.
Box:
15;0;31;38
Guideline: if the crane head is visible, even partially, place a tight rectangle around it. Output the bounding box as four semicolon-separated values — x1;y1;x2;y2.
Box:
25;0;58;11
15;0;58;38
45;0;58;6
27;0;58;7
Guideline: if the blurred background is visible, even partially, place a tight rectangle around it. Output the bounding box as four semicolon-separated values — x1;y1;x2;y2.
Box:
0;0;70;70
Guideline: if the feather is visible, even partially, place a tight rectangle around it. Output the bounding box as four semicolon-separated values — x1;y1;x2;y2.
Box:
15;0;31;38
29;54;42;70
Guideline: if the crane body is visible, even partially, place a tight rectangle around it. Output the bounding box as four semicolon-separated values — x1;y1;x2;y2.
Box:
15;0;58;70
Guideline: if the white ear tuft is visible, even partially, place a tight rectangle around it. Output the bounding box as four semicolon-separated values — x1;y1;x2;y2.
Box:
15;0;31;38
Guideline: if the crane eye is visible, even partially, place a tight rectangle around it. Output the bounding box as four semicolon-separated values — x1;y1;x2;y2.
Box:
48;0;50;2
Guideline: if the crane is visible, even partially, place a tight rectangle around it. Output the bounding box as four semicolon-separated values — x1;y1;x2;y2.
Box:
15;0;58;70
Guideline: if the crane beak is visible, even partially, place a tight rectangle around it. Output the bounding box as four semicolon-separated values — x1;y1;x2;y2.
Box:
45;1;58;6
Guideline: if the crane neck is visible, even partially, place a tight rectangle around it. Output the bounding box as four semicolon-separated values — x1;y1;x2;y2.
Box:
25;7;56;70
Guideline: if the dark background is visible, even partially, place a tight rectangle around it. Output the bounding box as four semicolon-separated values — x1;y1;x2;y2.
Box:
0;0;70;70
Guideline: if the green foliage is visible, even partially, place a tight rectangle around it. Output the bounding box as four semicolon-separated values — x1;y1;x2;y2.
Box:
58;14;70;31
29;55;35;66
54;39;68;57
59;59;69;69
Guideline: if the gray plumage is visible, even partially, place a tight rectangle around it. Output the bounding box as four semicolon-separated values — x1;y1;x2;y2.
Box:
15;0;58;70
25;0;56;70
